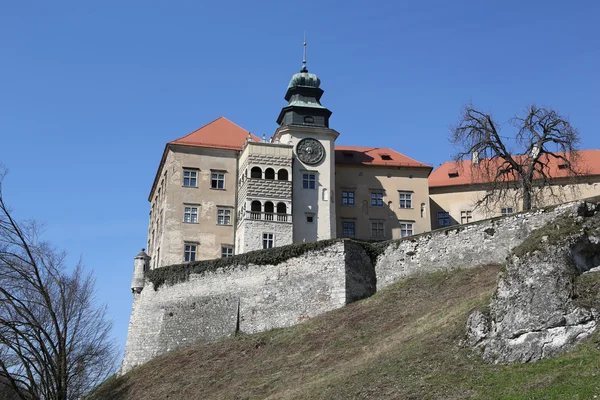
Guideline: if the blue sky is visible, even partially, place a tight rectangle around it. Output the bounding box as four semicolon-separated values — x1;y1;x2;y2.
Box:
1;1;599;361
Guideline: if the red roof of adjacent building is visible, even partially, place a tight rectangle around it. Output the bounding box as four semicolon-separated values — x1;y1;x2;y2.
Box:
335;146;432;169
169;116;260;150
429;149;600;188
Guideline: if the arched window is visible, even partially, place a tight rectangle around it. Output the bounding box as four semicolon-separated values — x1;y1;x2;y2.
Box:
264;201;274;221
276;202;287;221
250;200;261;219
251;167;262;179
265;168;275;180
277;169;289;181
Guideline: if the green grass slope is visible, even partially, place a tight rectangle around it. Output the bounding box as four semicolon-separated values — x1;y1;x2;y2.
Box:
91;265;600;400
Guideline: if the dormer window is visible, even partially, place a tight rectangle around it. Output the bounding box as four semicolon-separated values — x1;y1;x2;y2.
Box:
558;164;568;170
448;171;459;178
380;154;392;161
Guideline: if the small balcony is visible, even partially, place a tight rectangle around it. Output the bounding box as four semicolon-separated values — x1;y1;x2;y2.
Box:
246;211;292;223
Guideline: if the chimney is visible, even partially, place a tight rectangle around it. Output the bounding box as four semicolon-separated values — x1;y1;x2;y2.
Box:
531;145;540;158
472;151;480;165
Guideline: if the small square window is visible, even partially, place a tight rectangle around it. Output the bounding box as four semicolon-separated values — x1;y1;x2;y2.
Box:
183;205;198;223
303;173;316;189
211;172;225;189
398;192;412;208
217;208;231;225
437;211;450;226
371;222;385;238
501;207;514;216
306;214;314;223
460;210;472;224
371;192;384;207
221;246;233;258
263;233;274;249
184;244;197;262
342;221;355;237
183;169;197;187
342;191;355;206
400;222;413;238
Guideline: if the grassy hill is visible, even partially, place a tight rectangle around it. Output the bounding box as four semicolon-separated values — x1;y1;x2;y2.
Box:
90;265;600;399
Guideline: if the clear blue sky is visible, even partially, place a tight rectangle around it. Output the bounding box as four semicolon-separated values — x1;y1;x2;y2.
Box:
1;1;599;360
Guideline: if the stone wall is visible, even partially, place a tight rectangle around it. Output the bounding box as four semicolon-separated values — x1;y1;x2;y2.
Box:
375;201;583;290
123;198;594;374
121;240;374;374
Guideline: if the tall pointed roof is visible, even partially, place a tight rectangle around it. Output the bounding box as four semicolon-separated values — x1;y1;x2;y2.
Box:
169;116;260;150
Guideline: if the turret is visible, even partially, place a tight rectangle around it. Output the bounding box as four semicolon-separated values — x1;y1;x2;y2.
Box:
131;249;150;294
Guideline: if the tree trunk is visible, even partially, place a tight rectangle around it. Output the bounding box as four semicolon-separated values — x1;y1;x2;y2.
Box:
522;182;533;211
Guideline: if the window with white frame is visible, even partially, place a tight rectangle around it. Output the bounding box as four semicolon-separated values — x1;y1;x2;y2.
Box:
371;221;385;238
437;211;450;226
217;208;231;225
262;233;274;249
460;210;472;224
501;207;514;216
342;221;355;237
398;191;412;208
183;205;198;223
184;243;197;262
342;190;355;206
370;192;384;207
400;222;413;238
302;173;316;189
183;169;197;187
211;172;225;189
221;246;233;258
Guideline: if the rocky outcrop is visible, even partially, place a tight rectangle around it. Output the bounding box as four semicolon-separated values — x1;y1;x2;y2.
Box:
466;200;600;363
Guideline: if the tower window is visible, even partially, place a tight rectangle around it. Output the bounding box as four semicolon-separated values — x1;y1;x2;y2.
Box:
303;173;316;189
398;192;412;208
304;116;314;124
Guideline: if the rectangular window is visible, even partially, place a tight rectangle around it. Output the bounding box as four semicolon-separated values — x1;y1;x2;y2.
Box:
211;172;225;189
460;210;472;224
501;207;514;216
371;221;385;238
398;192;412;208
342;221;355;237
342;191;355;206
371;192;384;207
183;169;197;187
184;244;197;262
306;214;314;223
400;222;413;238
217;208;231;225
183;205;198;223
437;211;451;226
262;233;274;249
302;173;316;189
221;246;233;258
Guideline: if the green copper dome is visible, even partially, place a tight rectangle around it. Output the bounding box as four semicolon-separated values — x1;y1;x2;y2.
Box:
287;69;321;89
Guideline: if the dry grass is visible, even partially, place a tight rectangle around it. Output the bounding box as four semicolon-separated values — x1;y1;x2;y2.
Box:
89;265;600;399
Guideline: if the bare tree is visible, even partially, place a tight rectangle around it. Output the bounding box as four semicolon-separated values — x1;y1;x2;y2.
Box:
451;104;583;211
0;168;116;400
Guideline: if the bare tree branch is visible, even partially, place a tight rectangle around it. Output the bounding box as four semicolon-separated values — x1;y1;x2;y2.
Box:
451;104;584;211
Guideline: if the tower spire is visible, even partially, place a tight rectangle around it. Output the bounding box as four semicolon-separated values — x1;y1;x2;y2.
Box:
301;32;307;72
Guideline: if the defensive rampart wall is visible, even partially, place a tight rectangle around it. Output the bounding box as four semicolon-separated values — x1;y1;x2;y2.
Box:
121;200;587;374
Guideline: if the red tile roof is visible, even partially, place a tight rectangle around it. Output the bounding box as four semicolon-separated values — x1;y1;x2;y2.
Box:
169;116;260;150
335;146;432;169
429;149;600;188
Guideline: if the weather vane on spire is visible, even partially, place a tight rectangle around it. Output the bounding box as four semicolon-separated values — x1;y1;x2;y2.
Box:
301;32;308;72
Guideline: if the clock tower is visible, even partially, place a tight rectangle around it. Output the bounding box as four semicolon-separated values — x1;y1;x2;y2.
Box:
273;43;339;243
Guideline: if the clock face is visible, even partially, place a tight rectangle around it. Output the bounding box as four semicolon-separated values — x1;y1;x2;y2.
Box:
296;138;325;165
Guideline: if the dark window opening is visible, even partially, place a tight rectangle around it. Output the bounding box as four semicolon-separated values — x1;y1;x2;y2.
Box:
251;167;262;179
265;168;275;180
381;154;392;160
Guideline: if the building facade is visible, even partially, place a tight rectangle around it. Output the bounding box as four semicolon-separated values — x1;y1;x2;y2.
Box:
428;149;600;230
145;64;433;268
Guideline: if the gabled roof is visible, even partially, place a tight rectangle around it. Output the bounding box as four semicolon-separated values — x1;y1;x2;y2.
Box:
169;116;260;150
335;146;432;169
429;149;600;188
